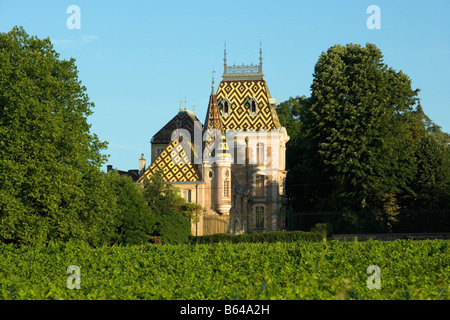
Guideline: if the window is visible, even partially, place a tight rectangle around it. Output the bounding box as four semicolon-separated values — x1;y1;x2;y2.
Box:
222;100;230;117
183;190;192;202
255;175;264;197
256;206;264;229
224;178;230;198
249;98;258;116
156;148;164;156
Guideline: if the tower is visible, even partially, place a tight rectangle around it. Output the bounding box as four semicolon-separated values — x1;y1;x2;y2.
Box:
202;70;232;216
213;133;232;215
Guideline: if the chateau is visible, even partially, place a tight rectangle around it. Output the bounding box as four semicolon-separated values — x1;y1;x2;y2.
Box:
113;45;289;236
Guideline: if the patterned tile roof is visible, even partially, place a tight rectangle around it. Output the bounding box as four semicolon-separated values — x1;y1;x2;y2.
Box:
151;109;201;144
203;92;223;160
137;139;201;183
215;79;281;131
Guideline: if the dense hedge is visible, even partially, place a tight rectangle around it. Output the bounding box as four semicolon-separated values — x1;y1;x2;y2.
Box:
190;223;332;244
287;210;450;234
157;211;191;244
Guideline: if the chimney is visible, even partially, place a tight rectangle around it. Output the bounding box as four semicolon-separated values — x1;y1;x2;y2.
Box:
107;165;113;173
139;154;146;175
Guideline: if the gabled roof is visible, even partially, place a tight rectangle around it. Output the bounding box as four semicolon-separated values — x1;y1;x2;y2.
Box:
137;139;202;183
151;109;201;144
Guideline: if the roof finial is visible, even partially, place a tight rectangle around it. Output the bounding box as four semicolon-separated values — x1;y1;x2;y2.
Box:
224;41;227;74
259;40;263;73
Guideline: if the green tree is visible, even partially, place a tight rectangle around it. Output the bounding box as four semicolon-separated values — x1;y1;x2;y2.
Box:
141;170;185;216
411;134;450;209
141;170;196;243
303;43;419;212
276;96;332;211
105;171;156;245
401;101;450;210
0;26;113;246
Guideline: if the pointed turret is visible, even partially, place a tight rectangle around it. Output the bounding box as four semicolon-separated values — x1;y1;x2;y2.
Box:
203;70;223;164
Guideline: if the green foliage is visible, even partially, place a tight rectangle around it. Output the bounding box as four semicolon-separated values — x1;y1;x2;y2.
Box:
275;96;308;145
0;26;114;246
105;171;156;245
0;240;448;299
157;211;191;244
411;135;450;209
141;170;195;244
306;43;418;210
310;223;333;238
141;170;186;216
190;228;326;244
277;43;450;232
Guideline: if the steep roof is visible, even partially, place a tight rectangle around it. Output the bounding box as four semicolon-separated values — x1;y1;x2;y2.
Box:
202;90;223;160
214;42;281;131
203;92;222;133
151;109;201;144
137;139;202;183
215;79;281;131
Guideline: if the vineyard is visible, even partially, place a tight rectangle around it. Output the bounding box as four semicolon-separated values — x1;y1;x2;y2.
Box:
0;239;448;300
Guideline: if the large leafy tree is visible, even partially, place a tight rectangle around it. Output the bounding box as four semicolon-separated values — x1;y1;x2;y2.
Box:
302;43;419;213
278;43;449;232
0;26;114;245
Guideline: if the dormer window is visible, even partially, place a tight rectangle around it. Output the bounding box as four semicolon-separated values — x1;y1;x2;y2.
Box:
222;99;230;117
249;98;258;117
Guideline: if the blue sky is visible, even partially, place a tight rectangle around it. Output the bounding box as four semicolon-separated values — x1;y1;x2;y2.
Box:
1;0;449;172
